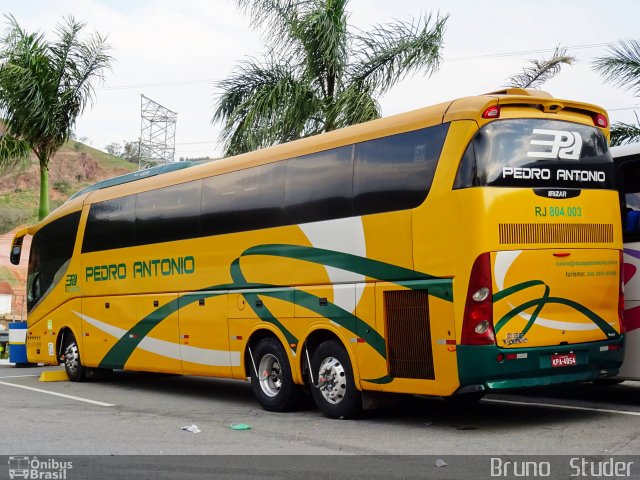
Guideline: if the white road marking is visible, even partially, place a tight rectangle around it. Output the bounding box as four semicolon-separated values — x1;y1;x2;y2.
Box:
0;375;38;379
0;380;115;407
483;398;640;416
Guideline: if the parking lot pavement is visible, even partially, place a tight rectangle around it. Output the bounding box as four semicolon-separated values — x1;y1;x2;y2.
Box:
1;363;639;456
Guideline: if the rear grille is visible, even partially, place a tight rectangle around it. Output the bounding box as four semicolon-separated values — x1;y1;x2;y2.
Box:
499;223;613;245
383;290;435;380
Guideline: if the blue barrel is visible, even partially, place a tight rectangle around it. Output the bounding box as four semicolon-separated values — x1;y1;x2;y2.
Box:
8;321;29;365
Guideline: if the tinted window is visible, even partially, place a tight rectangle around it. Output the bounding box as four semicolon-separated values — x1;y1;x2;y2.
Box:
82;196;135;253
201;162;285;236
353;124;449;215
135;181;202;245
27;211;81;311
285;146;353;224
454;119;615;189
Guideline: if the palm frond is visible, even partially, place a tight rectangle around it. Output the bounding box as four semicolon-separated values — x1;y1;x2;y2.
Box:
349;13;448;94
331;82;381;129
610;120;640;146
235;0;303;52
506;46;575;89
0;132;30;172
593;40;640;95
213;57;320;155
293;0;348;98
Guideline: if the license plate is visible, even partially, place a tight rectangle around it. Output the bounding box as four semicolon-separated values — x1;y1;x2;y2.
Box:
551;353;577;367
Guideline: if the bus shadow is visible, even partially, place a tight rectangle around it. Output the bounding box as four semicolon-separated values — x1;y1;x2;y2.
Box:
502;380;640;408
93;371;640;430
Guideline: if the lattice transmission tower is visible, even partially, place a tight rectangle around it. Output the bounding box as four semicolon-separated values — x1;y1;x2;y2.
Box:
138;95;177;170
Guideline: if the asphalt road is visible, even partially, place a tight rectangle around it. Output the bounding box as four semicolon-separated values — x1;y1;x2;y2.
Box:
1;362;639;459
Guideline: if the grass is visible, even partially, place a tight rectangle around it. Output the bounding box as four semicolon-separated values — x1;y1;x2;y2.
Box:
0;141;138;234
0;267;19;288
64;141;138;171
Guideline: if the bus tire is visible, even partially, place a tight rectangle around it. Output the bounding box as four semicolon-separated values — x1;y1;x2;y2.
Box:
250;337;301;412
63;333;86;382
310;340;362;419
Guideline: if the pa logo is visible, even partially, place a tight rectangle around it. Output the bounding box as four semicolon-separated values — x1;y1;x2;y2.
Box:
527;128;583;160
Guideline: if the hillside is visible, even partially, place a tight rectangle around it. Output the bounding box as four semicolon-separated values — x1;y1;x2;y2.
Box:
0;140;137;234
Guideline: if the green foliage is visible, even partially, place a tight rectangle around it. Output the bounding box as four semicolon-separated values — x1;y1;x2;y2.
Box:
53;179;74;195
594;40;640;96
593;41;640;146
0;14;112;220
610;120;640;146
214;0;448;156
506;46;575;89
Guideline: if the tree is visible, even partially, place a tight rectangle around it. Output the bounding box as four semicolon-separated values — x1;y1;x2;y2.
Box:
506;46;575;89
121;140;140;163
213;0;448;156
593;40;640;146
104;142;122;156
0;15;111;219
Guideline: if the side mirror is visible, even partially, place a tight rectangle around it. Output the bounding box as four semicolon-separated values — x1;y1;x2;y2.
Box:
10;229;27;265
10;244;21;265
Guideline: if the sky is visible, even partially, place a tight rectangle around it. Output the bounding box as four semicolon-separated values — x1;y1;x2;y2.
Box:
2;0;640;161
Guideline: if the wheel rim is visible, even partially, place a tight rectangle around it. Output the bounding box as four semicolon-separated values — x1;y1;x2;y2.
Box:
64;342;80;375
317;356;346;404
258;353;282;397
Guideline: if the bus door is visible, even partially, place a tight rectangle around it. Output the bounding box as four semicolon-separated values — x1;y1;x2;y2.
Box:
178;291;235;378
81;293;181;373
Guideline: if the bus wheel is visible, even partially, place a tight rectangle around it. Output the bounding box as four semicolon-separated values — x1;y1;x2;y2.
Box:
310;340;361;419
63;333;86;382
250;337;301;412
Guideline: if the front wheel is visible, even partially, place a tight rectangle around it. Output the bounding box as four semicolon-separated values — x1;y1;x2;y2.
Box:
249;337;302;412
310;340;361;419
63;333;86;382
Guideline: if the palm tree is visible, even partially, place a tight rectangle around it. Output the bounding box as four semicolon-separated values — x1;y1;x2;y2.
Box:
593;40;640;146
0;15;111;220
213;0;448;156
505;46;575;89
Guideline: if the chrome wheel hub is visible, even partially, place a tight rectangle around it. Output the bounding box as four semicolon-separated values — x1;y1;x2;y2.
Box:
64;343;80;375
317;357;346;404
258;353;282;397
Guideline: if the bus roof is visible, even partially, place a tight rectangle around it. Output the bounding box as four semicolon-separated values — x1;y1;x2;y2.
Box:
45;89;608;214
67;160;204;202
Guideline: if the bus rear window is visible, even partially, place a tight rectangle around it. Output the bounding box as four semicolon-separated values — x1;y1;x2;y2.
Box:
454;118;614;190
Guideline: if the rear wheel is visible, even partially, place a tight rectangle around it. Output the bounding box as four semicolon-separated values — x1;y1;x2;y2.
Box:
250;337;302;412
310;340;361;419
63;333;86;382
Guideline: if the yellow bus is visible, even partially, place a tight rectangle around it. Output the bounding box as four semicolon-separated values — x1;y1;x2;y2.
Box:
10;88;624;418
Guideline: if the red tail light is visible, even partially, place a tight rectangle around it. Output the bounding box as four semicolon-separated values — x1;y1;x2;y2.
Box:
482;105;500;119
619;250;626;334
461;252;496;345
593;113;608;128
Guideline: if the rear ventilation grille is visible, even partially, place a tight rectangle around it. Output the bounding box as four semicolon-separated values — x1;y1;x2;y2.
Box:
499;223;613;245
383;290;435;380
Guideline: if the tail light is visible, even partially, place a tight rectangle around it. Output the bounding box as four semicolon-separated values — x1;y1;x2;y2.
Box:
461;252;496;345
619;250;626;334
482;105;500;119
593;113;608;128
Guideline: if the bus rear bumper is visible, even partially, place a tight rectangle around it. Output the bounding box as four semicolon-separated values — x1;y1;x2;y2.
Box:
456;337;624;392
